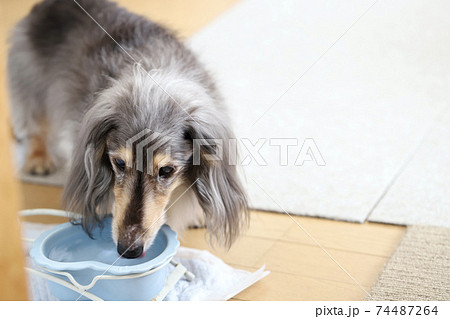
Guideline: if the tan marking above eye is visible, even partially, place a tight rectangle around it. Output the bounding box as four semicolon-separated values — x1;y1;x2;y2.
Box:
153;153;173;170
109;147;133;168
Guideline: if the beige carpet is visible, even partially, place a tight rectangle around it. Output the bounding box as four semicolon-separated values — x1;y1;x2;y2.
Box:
368;226;450;301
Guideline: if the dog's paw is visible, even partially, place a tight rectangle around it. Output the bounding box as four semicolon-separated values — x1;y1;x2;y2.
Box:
24;153;56;175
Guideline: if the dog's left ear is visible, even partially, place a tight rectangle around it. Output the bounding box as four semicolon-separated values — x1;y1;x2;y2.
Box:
185;114;248;248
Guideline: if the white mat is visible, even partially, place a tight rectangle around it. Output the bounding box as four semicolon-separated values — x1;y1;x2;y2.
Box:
23;222;269;301
187;0;450;222
369;109;450;227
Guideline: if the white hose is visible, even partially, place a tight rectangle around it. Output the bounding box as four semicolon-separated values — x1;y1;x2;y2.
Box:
19;208;79;218
20;208;75;244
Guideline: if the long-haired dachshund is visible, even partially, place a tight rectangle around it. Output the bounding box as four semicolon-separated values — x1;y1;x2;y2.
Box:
8;0;247;258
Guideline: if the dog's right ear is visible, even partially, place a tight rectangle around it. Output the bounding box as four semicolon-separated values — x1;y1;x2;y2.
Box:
62;103;117;236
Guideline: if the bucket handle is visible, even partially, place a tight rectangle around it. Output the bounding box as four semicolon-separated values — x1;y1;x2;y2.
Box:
27;259;194;301
25;267;103;301
31;258;173;291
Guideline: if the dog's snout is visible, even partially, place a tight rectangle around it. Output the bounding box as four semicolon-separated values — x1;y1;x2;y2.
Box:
117;243;144;259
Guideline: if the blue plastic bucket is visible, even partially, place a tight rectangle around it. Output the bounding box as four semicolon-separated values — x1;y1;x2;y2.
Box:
30;217;179;300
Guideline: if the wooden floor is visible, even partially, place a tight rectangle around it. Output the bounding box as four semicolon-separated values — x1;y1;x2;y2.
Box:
2;0;406;301
185;213;405;301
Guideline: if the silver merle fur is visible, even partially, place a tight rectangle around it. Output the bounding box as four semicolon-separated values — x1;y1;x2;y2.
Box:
8;0;247;257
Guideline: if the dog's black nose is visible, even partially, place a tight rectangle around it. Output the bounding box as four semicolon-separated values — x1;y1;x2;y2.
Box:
117;243;143;259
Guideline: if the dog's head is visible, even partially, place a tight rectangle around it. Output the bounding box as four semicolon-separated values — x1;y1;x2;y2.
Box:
63;67;247;258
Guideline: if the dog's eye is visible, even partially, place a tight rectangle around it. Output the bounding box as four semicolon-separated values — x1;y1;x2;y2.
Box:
159;166;174;178
114;158;126;171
